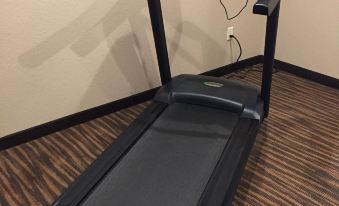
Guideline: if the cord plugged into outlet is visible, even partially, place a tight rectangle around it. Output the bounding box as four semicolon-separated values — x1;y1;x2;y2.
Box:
219;1;248;62
226;26;242;62
227;26;234;41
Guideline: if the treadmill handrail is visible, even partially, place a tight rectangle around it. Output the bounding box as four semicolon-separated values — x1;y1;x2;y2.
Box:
253;0;281;16
147;0;172;85
253;0;281;118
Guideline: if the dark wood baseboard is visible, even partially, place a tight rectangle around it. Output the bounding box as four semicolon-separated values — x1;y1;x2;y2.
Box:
0;56;262;151
273;58;339;90
2;55;337;150
0;89;158;151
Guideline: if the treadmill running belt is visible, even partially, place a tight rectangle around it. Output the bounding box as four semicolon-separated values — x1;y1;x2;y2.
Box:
81;103;239;206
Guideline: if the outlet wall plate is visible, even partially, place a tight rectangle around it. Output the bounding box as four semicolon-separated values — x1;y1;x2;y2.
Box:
227;26;234;41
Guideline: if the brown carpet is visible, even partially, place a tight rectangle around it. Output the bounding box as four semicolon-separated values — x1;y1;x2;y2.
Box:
0;65;338;206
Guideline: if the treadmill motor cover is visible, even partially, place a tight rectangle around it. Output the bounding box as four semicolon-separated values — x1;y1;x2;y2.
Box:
155;74;264;120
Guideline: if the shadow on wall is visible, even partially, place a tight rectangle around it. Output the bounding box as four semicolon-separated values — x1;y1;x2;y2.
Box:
177;21;227;71
18;0;226;107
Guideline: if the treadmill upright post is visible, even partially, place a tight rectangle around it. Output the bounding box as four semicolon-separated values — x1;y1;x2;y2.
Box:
260;2;281;118
147;0;172;85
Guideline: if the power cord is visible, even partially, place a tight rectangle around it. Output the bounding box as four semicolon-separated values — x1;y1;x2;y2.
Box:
219;1;248;63
226;64;280;80
226;64;262;80
230;35;242;62
219;0;249;20
218;0;279;78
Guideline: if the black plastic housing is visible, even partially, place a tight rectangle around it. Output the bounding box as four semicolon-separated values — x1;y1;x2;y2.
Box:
253;0;281;16
154;75;264;120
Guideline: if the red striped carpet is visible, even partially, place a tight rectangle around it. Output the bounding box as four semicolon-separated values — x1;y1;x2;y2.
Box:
0;65;338;206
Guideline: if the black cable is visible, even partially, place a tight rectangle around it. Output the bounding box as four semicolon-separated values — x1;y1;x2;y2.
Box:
218;1;247;63
226;64;280;80
230;35;242;62
219;0;249;20
218;0;278;79
226;65;261;80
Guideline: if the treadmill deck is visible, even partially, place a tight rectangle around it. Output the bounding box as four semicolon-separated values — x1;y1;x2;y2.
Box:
81;103;239;206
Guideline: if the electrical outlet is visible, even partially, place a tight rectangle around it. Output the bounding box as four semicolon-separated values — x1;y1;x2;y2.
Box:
227;26;234;41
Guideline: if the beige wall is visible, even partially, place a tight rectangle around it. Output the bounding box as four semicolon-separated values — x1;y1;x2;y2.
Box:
276;0;339;78
0;0;264;137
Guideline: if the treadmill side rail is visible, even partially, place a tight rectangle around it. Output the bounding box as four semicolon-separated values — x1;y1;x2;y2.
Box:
52;102;167;206
199;118;260;206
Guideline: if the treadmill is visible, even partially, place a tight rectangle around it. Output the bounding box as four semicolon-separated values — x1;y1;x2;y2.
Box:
53;0;280;205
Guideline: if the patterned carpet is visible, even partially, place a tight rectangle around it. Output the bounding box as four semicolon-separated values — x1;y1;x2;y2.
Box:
0;65;338;206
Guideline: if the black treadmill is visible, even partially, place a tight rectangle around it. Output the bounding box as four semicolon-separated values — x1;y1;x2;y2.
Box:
53;0;280;205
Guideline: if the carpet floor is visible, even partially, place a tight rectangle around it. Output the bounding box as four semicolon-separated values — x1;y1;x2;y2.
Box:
0;65;338;206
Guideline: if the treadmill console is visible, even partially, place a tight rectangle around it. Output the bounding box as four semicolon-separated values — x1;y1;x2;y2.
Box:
154;74;264;120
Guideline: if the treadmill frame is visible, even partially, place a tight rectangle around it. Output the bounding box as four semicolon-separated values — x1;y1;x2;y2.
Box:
53;0;281;205
53;102;168;206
